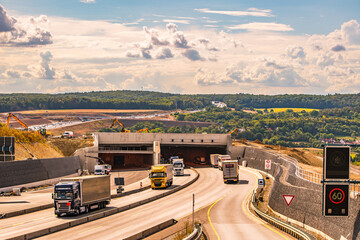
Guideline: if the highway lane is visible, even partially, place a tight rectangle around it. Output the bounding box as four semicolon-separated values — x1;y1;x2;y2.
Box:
0;170;195;239
36;167;290;240
209;169;293;240
0;170;149;215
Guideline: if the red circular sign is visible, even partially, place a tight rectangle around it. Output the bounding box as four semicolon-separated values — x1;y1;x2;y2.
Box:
329;188;345;204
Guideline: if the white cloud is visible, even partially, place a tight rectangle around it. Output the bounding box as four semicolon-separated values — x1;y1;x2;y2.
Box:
228;22;293;32
286;46;306;59
339;20;360;45
163;19;190;25
183;49;204;61
156;47;174;59
39;51;56;79
0;5;52;46
194;8;274;17
80;0;96;3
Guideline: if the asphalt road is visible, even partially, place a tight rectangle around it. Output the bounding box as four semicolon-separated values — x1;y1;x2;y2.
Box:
0;170;149;215
36;168;292;240
209;168;293;240
0;170;194;239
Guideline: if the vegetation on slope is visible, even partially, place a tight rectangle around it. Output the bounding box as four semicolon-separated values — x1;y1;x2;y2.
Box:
0;91;360;112
0;124;45;143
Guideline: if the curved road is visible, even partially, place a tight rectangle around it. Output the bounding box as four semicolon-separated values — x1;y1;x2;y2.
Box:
37;168;293;240
209;168;293;240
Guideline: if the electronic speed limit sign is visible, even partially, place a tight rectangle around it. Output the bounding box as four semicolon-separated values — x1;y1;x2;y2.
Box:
323;183;349;216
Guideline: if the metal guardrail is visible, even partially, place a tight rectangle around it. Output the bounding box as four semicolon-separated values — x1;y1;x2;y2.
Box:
183;223;202;240
250;192;316;240
264;147;360;194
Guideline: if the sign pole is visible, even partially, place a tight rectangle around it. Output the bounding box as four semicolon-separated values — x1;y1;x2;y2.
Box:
192;194;195;227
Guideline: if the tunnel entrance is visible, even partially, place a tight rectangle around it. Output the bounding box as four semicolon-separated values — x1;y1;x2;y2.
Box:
99;153;153;170
160;145;226;166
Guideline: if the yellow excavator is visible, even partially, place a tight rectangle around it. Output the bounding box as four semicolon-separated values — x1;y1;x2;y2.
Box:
7;113;28;130
137;128;149;133
228;128;239;139
7;113;50;137
110;118;130;133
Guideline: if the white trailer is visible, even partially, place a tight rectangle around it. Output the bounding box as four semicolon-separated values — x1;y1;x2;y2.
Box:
210;154;220;167
223;160;239;183
218;155;231;171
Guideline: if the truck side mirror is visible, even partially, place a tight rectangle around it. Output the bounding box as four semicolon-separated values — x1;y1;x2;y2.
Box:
52;193;54;199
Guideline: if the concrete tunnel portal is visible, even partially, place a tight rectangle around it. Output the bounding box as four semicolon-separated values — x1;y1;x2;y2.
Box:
85;133;231;170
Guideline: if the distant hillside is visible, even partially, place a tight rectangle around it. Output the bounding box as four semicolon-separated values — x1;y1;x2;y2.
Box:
0;91;359;112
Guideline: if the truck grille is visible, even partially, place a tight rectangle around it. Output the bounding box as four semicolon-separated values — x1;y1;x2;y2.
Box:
58;203;70;211
154;182;162;187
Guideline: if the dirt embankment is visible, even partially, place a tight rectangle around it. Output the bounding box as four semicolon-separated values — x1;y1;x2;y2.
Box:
49;138;94;156
15;142;64;160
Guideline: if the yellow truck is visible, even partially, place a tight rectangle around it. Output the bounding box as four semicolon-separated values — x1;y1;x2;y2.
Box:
150;164;173;189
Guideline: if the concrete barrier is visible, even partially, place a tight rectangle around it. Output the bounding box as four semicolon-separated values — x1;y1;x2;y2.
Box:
49;222;71;233
0;157;81;189
123;219;177;240
7;169;199;240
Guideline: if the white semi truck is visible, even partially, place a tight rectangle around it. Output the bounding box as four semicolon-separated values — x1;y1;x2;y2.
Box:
173;159;185;176
53;175;111;217
218;155;231;171
223;160;239;183
210;154;220;168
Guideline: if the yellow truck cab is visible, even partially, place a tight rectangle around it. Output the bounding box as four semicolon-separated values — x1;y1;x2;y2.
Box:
150;164;173;189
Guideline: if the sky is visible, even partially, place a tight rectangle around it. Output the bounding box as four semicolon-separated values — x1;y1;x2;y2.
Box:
0;0;359;95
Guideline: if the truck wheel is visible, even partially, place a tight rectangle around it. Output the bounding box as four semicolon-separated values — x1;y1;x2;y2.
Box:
56;213;61;217
75;208;80;215
85;206;89;213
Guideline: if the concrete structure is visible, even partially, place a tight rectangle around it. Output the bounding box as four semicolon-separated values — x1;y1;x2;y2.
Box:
81;133;231;170
0;156;81;189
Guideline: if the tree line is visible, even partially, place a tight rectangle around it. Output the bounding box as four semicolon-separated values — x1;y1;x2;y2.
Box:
0;91;360;112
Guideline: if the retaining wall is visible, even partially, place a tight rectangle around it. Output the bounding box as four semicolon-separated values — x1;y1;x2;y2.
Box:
0;157;81;188
231;145;360;240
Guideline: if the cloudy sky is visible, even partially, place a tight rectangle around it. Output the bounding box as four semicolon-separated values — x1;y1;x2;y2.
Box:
0;0;359;94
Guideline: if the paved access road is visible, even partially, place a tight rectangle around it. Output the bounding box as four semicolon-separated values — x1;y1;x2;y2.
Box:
209;168;293;240
0;170;149;215
0;170;194;239
37;168;292;240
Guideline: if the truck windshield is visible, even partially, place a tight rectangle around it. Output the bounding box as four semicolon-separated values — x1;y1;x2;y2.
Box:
151;172;165;178
225;164;234;168
54;191;73;199
173;163;183;168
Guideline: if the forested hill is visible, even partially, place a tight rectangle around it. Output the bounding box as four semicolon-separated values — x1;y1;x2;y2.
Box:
0;91;359;112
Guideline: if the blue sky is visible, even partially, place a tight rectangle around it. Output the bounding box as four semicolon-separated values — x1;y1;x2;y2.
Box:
3;0;359;34
0;0;359;94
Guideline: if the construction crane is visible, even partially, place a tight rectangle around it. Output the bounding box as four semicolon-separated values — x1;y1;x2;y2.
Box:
7;113;28;130
110;118;130;133
137;128;149;133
